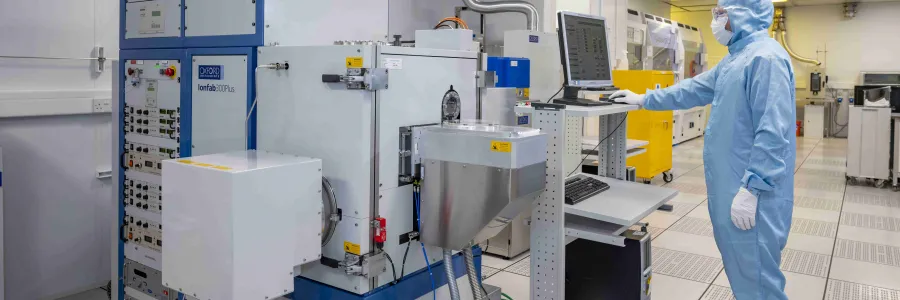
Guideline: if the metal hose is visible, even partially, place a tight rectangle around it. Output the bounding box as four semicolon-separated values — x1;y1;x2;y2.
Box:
773;8;821;66
464;248;486;300
778;31;821;66
443;249;461;300
461;0;540;31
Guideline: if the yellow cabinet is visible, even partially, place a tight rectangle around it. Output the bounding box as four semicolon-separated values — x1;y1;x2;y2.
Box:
614;70;674;181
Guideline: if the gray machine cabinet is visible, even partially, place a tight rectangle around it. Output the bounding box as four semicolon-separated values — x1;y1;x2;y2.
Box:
255;45;477;293
848;106;891;181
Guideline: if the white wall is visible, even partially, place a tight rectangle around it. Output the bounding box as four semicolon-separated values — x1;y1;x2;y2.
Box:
783;2;900;93
0;0;117;299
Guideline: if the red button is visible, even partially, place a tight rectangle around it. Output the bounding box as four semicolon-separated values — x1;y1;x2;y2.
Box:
165;67;175;77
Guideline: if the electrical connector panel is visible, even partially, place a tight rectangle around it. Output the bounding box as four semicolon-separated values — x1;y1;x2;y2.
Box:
162;150;322;300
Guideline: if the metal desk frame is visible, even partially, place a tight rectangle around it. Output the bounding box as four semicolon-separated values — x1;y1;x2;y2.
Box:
519;104;677;299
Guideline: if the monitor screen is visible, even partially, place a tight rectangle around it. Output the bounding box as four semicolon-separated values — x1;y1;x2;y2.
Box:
559;12;613;87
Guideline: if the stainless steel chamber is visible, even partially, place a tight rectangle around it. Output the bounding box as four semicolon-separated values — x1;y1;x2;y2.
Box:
418;122;547;250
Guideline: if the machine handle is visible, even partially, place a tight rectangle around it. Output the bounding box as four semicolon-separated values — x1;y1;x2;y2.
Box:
120;152;129;170
119;223;128;242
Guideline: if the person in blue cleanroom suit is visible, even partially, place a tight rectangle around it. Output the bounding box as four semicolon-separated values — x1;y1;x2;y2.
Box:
611;0;796;298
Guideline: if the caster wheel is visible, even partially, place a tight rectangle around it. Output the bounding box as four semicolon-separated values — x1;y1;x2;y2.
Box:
663;172;674;183
643;180;651;184
875;180;887;189
893;185;900;192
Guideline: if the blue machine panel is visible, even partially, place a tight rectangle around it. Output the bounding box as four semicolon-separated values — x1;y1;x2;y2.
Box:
121;0;266;49
292;248;484;300
487;57;531;89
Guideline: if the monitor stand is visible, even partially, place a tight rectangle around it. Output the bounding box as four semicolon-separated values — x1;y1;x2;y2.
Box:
553;86;611;107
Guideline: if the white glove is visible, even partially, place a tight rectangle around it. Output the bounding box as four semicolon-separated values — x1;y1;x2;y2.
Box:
731;187;758;230
610;90;646;107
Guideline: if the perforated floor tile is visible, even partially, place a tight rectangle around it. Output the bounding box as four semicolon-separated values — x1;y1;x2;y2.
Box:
834;239;900;267
700;285;736;300
780;248;831;277
803;157;847;166
842;213;900;232
504;256;531;277
668;217;714;237
824;279;900;300
791;218;838;238
794;195;843;211
651;247;723;283
482;265;502;280
665;182;708;196
795;168;847;178
845;193;900;208
657;202;698;217
795;181;847;193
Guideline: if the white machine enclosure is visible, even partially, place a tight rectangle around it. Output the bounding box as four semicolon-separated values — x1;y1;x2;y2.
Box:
503;30;562;102
847;106;891;180
255;45;477;293
415;29;476;51
804;104;825;140
0;147;4;299
161;150;322;300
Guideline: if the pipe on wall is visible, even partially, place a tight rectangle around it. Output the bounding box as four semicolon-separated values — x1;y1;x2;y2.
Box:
773;8;822;66
461;0;540;31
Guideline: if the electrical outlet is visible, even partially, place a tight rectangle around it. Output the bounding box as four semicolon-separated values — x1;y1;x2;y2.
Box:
93;98;111;113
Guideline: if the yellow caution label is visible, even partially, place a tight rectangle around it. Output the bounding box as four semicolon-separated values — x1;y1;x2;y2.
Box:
490;141;512;153
177;159;194;164
346;57;364;68
522;88;530;98
344;241;361;255
212;165;233;171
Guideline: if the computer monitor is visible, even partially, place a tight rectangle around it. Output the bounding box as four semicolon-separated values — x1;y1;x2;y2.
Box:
557;11;614;89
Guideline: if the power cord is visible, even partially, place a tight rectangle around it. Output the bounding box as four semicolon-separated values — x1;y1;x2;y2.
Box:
567;112;629;177
383;251;398;284
413;183;437;300
399;235;412;279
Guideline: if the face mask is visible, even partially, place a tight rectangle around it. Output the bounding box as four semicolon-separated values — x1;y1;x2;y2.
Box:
711;15;733;46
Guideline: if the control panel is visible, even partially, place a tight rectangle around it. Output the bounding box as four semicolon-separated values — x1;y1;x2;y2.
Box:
124;258;168;300
121;59;180;299
124;177;162;214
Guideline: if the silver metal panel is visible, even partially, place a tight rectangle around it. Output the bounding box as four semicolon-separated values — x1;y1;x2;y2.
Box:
264;0;389;46
565;117;583;175
256;45;377;220
481;88;520;126
418;125;546;170
376;48;478;191
420;160;545;250
124;259;166;300
530;109;566;299
564;176;677;226
607;113;627;179
184;0;255;37
847;106;890;180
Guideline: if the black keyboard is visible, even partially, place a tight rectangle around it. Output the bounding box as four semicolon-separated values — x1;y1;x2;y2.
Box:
564;175;610;205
